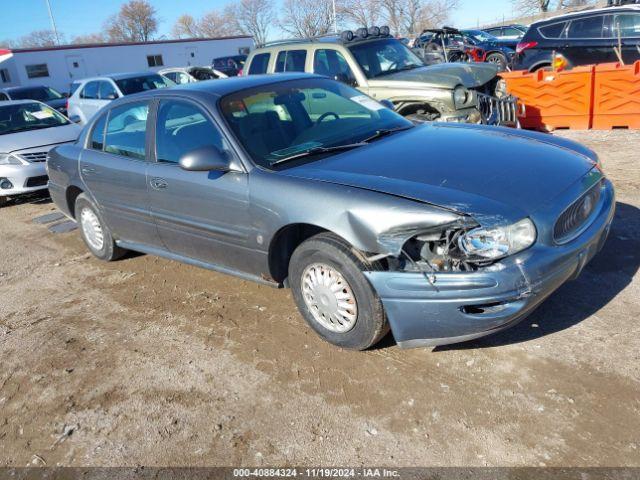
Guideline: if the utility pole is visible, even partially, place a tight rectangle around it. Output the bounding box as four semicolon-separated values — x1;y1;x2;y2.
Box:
333;0;338;33
44;0;61;45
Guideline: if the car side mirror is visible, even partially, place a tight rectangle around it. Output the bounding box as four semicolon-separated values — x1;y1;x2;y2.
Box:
69;115;82;124
178;145;231;172
334;73;357;87
105;93;118;100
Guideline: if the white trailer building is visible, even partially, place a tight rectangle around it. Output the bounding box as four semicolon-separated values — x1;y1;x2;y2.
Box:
0;35;253;93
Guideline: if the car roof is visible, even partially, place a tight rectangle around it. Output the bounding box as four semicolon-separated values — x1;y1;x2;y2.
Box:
120;73;323;100
1;85;48;93
0;99;45;107
532;5;640;26
75;71;162;83
252;34;397;53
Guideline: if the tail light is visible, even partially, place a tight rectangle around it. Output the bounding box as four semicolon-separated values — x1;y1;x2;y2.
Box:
65;98;69;112
516;41;538;55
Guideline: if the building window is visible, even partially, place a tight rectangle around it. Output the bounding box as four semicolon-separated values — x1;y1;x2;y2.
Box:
0;69;10;83
147;55;163;67
25;64;49;78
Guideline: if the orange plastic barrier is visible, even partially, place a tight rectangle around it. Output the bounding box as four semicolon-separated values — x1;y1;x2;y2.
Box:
592;61;640;130
500;66;594;131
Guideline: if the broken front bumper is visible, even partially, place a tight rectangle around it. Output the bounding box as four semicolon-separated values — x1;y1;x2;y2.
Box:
364;179;615;349
477;93;519;127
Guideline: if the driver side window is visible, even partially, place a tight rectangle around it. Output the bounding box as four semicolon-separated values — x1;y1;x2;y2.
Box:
313;49;356;85
156;100;229;164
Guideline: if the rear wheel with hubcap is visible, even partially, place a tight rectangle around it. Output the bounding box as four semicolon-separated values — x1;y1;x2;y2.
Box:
486;52;507;71
75;193;126;261
289;233;389;350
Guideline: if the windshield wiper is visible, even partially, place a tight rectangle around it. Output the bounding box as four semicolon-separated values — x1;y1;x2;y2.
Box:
362;125;414;143
270;142;368;166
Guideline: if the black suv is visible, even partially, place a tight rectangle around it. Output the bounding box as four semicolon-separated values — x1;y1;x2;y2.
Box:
513;5;640;71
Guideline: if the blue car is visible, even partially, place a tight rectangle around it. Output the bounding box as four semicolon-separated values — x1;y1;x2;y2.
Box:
47;74;615;350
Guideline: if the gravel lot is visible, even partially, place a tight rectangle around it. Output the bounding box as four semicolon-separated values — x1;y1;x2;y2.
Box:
0;130;638;467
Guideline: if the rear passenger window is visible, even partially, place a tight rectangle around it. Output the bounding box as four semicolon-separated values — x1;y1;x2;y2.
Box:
80;81;99;99
89;113;107;150
155;100;229;164
539;22;566;38
568;16;605;38
274;50;307;73
614;13;640;38
248;53;270;75
104;102;149;160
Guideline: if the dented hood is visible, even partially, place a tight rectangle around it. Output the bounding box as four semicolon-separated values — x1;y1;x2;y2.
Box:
368;62;499;89
278;124;597;226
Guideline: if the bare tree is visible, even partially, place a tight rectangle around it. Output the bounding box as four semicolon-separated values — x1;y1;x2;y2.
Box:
511;0;552;15
14;30;64;48
227;0;275;45
340;0;380;28
378;0;458;36
172;14;201;38
197;10;232;37
72;33;107;44
105;0;158;42
279;0;336;38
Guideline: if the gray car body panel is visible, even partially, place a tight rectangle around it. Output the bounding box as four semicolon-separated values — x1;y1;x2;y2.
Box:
47;76;616;347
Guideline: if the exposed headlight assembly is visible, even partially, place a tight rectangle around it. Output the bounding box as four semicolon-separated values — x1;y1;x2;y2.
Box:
453;86;471;107
0;153;25;166
458;218;537;260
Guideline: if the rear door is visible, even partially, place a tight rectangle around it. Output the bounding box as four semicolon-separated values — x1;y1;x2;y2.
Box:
79;100;159;246
564;14;615;66
146;98;252;271
612;11;640;64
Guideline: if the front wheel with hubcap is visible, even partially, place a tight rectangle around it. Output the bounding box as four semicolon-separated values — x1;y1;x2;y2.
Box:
289;233;389;350
75;193;126;261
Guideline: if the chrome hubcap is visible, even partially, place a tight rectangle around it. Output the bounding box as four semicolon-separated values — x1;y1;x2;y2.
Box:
80;207;104;251
301;263;357;333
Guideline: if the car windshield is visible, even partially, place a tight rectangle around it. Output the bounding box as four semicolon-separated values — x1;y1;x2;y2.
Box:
115;74;175;96
9;86;64;101
0;102;70;135
348;38;424;79
464;30;498;43
220;78;413;169
190;67;218;80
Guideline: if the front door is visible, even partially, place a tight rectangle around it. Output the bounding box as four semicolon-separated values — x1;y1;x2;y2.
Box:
79;100;159;246
147;98;252;272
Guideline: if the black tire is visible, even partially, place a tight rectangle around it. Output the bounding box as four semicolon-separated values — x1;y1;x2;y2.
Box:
0;196;8;208
486;53;507;71
75;193;126;261
289;232;389;350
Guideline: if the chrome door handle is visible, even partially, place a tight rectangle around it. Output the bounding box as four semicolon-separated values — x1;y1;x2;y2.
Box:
81;167;96;175
150;177;168;190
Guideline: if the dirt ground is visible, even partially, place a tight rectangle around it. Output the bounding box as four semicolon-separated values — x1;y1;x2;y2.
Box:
0;130;639;468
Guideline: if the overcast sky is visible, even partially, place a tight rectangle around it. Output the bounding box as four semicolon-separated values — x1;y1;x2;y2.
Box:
1;0;518;43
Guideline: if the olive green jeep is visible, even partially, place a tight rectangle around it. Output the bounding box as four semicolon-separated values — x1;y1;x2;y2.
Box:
244;27;518;126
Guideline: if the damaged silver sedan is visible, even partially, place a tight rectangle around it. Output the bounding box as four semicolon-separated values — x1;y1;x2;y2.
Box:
47;74;615;350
